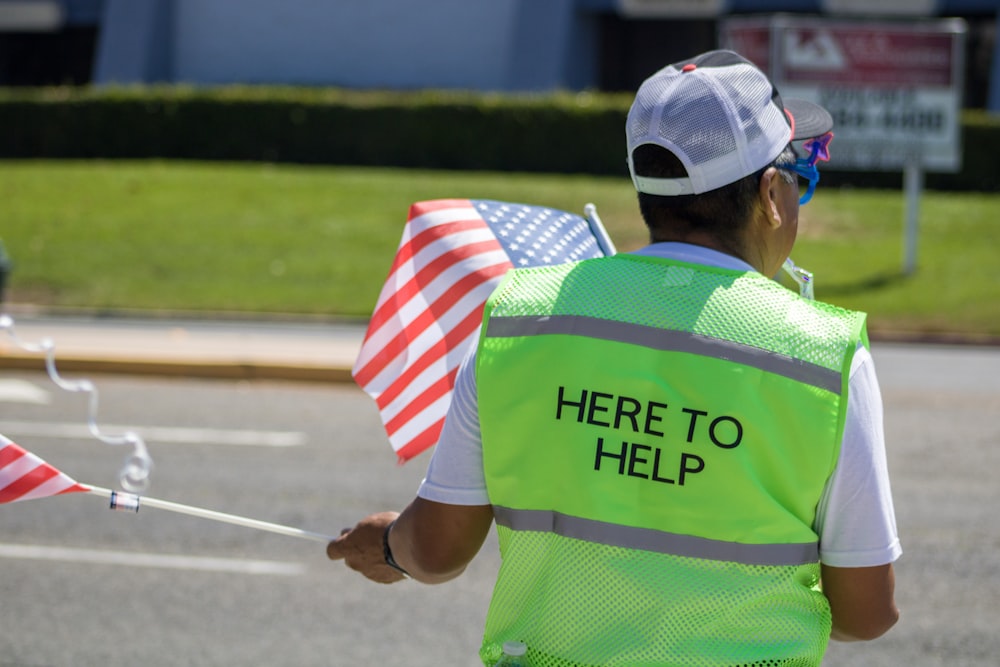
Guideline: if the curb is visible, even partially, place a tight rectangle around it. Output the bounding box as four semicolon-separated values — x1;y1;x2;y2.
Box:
0;352;355;384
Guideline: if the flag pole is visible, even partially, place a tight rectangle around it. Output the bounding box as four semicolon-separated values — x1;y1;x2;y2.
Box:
84;486;335;544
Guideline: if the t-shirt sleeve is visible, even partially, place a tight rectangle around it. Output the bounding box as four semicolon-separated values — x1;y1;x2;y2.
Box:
815;345;903;567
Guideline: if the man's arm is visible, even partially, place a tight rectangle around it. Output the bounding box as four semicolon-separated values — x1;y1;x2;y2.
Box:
821;562;899;641
327;498;493;585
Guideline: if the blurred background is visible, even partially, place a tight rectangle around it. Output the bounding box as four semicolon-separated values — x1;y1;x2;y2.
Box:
1;3;999;666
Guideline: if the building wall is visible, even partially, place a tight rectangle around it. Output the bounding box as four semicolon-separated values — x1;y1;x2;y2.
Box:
172;0;513;89
93;0;596;91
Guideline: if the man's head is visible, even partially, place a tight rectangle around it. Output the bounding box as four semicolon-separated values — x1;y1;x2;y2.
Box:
626;50;833;273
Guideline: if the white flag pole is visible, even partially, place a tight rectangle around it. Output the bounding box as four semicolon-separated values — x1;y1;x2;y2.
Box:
584;203;617;257
84;485;335;544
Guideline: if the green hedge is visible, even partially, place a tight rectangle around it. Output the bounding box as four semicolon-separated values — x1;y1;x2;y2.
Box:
0;86;631;175
2;86;997;190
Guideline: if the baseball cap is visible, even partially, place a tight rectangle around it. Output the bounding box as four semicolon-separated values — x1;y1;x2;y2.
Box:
626;50;833;196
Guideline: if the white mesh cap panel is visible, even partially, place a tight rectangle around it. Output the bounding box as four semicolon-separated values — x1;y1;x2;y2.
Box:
626;65;679;148
656;79;737;167
716;63;791;174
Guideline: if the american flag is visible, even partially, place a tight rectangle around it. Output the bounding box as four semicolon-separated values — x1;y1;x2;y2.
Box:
1;434;89;503
353;199;616;462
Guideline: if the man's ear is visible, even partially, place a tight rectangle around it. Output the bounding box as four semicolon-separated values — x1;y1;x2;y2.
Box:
758;166;783;230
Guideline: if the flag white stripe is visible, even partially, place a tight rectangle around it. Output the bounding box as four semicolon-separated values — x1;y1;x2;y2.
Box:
361;279;500;399
365;245;504;356
378;337;462;427
353;246;504;376
377;317;482;424
10;474;80;503
355;258;507;394
356;235;505;366
403;203;481;237
1;446;81;503
1;453;43;490
380;290;488;419
387;391;456;453
365;274;500;400
366;205;481;313
394;228;503;285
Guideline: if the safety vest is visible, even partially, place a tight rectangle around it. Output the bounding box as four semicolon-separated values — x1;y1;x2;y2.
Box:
476;254;867;667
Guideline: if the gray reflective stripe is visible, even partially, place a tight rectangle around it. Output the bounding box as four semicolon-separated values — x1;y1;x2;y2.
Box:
485;314;841;394
493;507;819;567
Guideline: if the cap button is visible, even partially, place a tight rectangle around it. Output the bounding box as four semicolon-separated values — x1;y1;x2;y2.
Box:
681;64;697;72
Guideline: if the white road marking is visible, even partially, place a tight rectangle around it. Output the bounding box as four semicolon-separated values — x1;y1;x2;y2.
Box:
0;421;305;447
0;543;305;576
0;379;51;404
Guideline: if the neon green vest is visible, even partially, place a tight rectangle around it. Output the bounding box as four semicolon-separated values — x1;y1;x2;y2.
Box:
476;254;867;667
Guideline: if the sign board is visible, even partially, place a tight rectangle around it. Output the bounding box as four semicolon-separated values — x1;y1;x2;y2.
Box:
721;17;966;173
822;0;936;16
618;0;724;18
721;17;772;73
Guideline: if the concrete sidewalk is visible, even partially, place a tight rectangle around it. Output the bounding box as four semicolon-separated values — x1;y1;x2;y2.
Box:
0;312;365;383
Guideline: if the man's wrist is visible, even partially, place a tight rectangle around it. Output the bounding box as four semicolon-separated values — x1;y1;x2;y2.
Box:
382;519;409;577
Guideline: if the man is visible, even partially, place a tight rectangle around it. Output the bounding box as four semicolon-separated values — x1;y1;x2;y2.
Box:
329;49;900;666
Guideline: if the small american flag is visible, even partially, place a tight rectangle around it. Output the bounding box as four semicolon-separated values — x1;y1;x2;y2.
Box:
1;435;89;503
353;199;615;462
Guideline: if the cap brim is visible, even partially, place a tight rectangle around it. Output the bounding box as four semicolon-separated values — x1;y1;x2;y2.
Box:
785;98;833;140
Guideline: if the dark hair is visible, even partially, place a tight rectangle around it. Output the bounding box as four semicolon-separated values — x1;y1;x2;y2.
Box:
632;144;794;254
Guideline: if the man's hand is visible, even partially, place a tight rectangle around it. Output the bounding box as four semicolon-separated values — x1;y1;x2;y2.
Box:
328;500;493;585
327;511;406;584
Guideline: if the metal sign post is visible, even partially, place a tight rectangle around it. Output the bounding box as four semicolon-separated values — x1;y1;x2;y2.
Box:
722;16;966;276
903;160;924;276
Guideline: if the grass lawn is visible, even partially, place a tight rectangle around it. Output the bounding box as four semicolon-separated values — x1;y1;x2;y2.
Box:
2;160;998;338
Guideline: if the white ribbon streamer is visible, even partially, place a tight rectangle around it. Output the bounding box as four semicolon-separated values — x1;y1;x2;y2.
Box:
0;313;153;492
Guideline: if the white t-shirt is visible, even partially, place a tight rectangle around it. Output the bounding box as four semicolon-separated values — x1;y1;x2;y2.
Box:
418;243;902;568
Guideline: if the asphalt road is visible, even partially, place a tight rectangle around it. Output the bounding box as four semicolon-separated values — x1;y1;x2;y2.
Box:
0;372;497;666
1;340;998;666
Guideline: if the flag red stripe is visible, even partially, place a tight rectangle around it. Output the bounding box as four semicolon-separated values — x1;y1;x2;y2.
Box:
0;463;60;504
367;236;506;336
354;220;506;388
375;221;480;300
1;442;88;502
394;417;447;463
378;210;489;268
384;369;458;438
52;482;88;496
407;198;472;217
375;306;485;411
354;261;509;387
0;443;24;468
374;215;495;308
